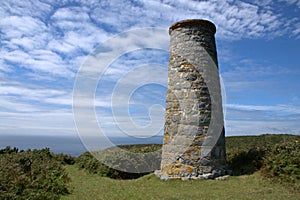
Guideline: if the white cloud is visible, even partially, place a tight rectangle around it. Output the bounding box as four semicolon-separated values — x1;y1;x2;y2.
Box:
0;0;51;20
226;103;300;114
279;0;300;8
0;0;299;79
0;81;73;110
0;2;109;78
0;63;13;72
292;22;300;38
226;120;300;136
0;16;46;38
139;0;298;39
0;84;63;97
0;111;75;136
0;0;299;137
0;97;43;112
224;103;300;136
220;58;299;96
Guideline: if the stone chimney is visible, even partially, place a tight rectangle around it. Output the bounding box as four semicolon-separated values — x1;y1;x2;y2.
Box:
155;19;227;180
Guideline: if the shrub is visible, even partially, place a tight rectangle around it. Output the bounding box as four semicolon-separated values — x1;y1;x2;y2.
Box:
226;134;299;176
76;135;300;180
53;153;76;165
76;144;162;179
227;146;269;175
261;141;300;191
0;147;70;200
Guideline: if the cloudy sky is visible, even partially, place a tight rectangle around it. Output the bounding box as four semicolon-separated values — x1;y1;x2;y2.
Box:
0;0;300;138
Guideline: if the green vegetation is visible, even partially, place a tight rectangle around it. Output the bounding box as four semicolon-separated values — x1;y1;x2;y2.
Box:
63;165;299;200
261;141;300;191
0;147;71;200
76;144;161;179
75;134;300;178
1;134;299;199
226;134;298;150
226;134;299;176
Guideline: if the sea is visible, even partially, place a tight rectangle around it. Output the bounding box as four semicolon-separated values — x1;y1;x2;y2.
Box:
0;134;163;157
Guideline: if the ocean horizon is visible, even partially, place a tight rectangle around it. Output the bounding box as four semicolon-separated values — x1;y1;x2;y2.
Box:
0;134;163;156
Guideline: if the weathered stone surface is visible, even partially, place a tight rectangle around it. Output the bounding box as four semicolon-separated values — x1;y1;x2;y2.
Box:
156;19;228;180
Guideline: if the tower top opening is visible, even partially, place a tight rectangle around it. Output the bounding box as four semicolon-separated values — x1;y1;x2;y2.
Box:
169;19;216;35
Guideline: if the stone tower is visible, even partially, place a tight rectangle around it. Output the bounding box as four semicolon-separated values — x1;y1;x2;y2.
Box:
155;19;227;180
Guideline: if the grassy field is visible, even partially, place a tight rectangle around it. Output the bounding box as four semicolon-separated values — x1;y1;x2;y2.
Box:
1;134;298;199
62;165;299;200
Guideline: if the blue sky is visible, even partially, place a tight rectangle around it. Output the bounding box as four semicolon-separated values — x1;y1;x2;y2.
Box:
0;0;300;138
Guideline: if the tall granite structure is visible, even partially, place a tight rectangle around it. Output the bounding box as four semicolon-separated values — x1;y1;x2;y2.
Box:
155;19;227;180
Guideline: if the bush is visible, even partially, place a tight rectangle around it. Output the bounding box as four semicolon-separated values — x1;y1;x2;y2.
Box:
53;153;76;165
227;146;269;175
76;135;300;180
76;144;162;179
226;134;299;176
0;147;70;200
261;141;300;191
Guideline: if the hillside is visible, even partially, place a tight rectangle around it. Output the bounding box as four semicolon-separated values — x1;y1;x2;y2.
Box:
1;134;299;199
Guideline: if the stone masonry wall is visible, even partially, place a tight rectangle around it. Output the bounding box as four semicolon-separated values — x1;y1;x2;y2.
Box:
155;19;227;180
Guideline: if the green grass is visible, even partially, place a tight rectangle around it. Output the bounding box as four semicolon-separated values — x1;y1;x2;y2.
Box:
62;165;299;200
